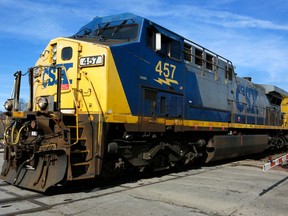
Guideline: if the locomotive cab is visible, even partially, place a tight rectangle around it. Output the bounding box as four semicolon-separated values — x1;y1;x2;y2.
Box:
1;15;141;191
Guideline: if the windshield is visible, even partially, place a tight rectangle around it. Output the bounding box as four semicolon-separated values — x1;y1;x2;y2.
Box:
95;23;138;41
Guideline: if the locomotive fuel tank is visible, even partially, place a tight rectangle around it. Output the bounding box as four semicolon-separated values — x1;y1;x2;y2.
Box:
206;134;269;163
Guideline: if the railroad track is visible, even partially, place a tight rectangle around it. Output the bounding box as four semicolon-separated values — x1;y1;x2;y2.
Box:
0;151;287;216
0;186;46;216
0;162;230;216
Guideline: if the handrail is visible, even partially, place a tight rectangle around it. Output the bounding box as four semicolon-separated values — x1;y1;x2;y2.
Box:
187;51;234;76
80;71;104;151
58;66;79;145
80;71;104;115
227;99;282;126
184;40;235;82
184;39;232;67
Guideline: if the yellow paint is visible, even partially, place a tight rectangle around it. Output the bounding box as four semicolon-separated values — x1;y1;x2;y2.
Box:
76;44;131;114
34;37;131;116
105;114;288;131
59;39;79;109
12;111;25;118
105;49;131;115
34;38;79;110
281;98;288;127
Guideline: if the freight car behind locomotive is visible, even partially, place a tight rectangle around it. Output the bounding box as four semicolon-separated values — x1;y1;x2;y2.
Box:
1;13;288;192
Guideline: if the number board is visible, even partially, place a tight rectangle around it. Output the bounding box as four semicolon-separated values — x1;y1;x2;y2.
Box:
79;55;104;67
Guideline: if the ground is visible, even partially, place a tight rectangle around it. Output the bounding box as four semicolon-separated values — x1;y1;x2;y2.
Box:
0;152;288;215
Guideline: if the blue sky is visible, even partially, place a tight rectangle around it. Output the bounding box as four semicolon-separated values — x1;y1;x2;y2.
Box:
1;0;288;111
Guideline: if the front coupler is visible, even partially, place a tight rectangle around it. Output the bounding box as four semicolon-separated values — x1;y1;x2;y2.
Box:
1;147;67;192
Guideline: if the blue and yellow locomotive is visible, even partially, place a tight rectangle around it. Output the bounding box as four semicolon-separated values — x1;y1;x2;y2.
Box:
1;13;288;192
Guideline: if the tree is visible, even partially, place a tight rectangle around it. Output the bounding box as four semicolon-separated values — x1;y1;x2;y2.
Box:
19;98;28;111
0;111;5;139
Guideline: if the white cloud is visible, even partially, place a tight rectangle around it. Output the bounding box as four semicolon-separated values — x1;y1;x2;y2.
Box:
140;4;288;31
0;0;92;40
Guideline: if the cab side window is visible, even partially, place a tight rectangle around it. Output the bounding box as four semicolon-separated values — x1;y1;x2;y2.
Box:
147;27;181;61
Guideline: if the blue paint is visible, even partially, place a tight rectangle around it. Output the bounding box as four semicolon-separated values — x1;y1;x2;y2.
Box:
188;107;230;122
81;13;273;126
246;87;258;114
42;63;73;88
109;17;185;116
75;13;143;41
236;84;259;114
235;114;265;125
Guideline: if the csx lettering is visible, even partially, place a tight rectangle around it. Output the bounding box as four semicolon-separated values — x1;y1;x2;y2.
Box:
236;84;258;114
42;63;73;88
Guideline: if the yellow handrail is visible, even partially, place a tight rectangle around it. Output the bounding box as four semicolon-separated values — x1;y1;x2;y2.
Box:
80;71;104;149
59;66;79;145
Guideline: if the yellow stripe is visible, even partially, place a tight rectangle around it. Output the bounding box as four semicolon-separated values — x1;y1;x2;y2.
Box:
228;123;285;130
104;114;288;130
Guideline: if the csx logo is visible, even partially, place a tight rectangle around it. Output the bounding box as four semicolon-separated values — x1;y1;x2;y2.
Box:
236;84;258;114
42;63;73;88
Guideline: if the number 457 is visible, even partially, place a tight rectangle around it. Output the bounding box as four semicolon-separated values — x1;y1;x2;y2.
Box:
155;60;176;79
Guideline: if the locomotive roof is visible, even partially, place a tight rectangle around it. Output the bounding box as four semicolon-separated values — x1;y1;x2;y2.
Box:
76;13;183;39
260;84;288;98
76;13;288;99
75;13;232;65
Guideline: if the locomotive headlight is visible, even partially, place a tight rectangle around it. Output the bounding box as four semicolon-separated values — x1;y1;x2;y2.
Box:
4;99;13;111
38;97;49;110
52;44;57;63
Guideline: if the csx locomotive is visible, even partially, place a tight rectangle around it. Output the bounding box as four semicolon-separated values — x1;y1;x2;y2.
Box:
1;13;288;192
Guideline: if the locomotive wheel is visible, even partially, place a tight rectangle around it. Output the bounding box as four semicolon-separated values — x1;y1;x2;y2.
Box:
150;153;170;172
